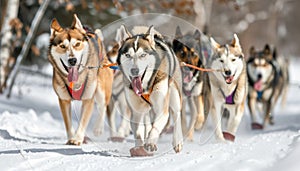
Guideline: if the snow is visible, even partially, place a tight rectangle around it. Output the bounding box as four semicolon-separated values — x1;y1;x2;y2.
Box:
0;58;300;171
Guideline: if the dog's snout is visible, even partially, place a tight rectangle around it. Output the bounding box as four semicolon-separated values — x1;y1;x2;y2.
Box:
68;58;77;66
131;68;139;76
225;70;231;76
257;73;262;80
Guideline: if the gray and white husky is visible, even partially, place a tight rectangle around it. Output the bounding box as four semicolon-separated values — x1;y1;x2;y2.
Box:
116;25;183;156
247;44;289;129
204;34;247;142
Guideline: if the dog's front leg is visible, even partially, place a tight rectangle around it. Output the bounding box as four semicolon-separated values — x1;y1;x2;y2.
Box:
211;101;225;142
145;86;170;152
59;99;75;142
186;97;197;141
130;111;146;147
68;98;94;145
169;84;183;153
225;104;244;142
194;94;205;130
93;89;108;136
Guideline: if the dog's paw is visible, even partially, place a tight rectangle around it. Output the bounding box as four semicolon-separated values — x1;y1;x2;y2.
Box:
130;146;153;157
93;127;103;136
186;131;194;142
251;122;264;130
173;142;183;153
66;139;82;146
144;143;158;152
222;132;235;142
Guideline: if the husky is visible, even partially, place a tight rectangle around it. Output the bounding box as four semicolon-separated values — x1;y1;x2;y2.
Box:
247;44;288;129
172;26;206;141
204;34;247;142
48;14;113;145
117;25;183;156
106;39;131;141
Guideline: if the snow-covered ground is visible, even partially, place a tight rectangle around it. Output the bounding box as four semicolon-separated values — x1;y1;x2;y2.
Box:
0;57;300;171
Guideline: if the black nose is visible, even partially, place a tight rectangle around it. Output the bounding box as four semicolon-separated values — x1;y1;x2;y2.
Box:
257;73;262;79
225;70;231;76
68;58;77;66
131;68;139;76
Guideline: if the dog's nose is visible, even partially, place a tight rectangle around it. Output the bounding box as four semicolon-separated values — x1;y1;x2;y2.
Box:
225;70;231;76
257;73;262;79
68;58;77;66
131;68;139;76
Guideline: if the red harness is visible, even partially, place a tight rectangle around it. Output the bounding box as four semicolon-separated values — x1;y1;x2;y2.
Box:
66;77;88;100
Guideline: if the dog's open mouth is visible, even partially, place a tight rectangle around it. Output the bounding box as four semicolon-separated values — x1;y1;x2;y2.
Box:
225;75;234;84
68;66;79;82
183;70;193;83
254;79;262;91
60;59;79;82
131;76;143;96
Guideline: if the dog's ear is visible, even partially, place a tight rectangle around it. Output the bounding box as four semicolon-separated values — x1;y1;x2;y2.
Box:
193;29;201;41
116;24;132;47
172;39;183;52
145;25;156;49
249;46;255;57
272;47;277;60
210;37;220;49
231;34;242;50
50;18;63;38
175;26;183;39
263;44;271;55
71;14;86;34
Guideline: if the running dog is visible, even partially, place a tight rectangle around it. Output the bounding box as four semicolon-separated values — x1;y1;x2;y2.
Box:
48;14;113;145
117;25;183;156
172;26;206;141
247;44;288;129
204;34;247;142
106;37;131;141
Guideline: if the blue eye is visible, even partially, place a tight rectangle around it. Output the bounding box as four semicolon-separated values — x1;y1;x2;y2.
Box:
140;53;146;58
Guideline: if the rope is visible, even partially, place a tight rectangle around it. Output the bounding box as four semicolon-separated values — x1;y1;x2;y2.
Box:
180;62;224;72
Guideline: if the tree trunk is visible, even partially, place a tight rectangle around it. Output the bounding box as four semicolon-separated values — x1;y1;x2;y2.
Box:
0;0;19;93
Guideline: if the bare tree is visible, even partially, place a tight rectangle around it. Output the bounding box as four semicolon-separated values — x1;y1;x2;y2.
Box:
0;0;20;93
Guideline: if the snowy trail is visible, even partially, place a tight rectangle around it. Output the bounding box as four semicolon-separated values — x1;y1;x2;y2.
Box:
0;58;300;171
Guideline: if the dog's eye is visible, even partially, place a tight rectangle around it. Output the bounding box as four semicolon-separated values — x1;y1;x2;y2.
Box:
232;59;236;62
220;59;224;63
181;51;185;56
125;53;131;58
74;42;81;47
60;44;66;49
140;53;147;58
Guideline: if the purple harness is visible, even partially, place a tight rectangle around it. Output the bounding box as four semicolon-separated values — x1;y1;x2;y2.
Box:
225;88;236;104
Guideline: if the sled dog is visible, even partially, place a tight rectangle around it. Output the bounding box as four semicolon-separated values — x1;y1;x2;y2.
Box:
247;44;289;129
172;26;206;141
106;39;131;140
117;25;183;156
204;34;247;142
48;14;113;145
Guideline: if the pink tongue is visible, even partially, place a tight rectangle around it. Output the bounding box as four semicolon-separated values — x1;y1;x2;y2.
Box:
254;79;262;91
183;71;193;83
132;76;142;96
225;76;234;83
68;67;78;82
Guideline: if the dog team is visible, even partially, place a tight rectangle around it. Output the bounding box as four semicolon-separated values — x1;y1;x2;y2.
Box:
48;14;289;156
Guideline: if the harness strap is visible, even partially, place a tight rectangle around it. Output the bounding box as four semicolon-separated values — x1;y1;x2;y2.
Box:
225;87;236;104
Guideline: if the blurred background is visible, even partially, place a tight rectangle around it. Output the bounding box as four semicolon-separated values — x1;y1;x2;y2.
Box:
0;0;299;94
